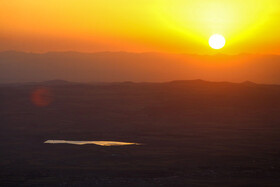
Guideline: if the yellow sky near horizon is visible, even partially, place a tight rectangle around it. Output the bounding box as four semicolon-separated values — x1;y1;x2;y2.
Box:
0;0;279;54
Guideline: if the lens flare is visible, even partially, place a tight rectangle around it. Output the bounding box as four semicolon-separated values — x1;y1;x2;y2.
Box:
31;87;53;107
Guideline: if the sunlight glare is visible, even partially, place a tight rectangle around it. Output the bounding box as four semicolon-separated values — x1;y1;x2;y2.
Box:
209;34;226;49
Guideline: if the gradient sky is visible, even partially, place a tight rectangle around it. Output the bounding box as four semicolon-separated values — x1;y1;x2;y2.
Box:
0;0;279;54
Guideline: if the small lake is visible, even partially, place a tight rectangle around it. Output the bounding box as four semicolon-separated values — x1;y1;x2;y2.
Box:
44;140;141;146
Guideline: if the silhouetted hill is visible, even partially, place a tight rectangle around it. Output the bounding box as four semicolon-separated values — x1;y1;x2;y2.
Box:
0;51;279;84
41;79;77;85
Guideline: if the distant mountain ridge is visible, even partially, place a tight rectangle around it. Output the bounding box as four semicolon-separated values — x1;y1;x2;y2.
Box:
2;79;279;89
0;51;279;84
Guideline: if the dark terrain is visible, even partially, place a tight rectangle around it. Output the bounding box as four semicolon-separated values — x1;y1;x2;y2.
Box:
0;80;280;186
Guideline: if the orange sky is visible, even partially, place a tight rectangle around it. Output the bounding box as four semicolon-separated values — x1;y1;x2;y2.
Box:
0;0;279;54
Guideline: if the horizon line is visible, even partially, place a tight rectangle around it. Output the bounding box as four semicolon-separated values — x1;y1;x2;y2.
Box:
1;79;280;87
0;50;279;56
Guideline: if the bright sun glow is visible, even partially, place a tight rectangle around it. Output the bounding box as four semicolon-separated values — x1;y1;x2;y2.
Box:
0;0;279;54
209;34;226;49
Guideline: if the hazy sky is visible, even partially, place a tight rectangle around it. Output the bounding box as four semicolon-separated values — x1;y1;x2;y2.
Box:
0;0;279;54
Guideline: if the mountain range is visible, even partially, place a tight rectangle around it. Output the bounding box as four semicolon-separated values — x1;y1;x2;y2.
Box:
0;51;279;84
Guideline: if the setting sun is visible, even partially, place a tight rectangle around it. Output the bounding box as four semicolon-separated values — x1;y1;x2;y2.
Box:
0;0;279;54
209;34;226;49
0;1;280;186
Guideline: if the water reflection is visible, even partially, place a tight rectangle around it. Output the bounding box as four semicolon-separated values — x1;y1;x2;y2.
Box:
44;140;141;146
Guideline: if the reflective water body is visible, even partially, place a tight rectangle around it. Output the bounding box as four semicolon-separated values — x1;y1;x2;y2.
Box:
44;140;141;146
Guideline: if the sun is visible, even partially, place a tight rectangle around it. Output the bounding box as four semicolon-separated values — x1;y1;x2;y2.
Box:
209;34;226;49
